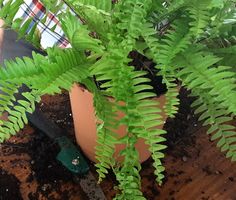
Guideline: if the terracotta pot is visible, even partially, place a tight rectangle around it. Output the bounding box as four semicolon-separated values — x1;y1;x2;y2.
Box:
69;83;167;163
0;19;4;61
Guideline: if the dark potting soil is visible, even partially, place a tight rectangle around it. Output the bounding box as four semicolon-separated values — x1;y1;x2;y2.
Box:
129;51;168;96
27;131;74;184
164;87;199;154
0;169;23;200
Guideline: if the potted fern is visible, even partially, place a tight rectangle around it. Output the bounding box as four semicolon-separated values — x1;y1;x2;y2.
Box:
1;0;236;199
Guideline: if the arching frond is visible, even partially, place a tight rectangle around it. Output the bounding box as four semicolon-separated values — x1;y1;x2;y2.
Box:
0;48;90;141
176;48;236;115
0;89;40;142
142;20;191;117
186;0;211;37
191;90;236;161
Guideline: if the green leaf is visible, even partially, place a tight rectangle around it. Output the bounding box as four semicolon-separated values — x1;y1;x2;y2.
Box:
72;28;104;53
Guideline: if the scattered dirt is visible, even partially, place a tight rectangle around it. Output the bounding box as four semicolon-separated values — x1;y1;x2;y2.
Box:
26;132;76;199
0;168;23;200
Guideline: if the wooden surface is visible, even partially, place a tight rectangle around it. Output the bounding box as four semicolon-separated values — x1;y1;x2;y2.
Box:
150;127;236;200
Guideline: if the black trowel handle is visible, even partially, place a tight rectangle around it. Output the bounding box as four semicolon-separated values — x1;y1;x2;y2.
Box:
27;107;65;141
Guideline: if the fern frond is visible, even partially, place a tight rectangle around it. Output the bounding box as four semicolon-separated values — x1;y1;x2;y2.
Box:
142;20;190;117
155;21;190;117
186;0;211;37
91;55;147;191
95;121;117;182
191;90;236;161
0;48;90;141
209;45;236;66
2;1;235;199
71;0;112;12
135;98;167;184
40;48;90;94
0;0;23;25
132;71;167;184
65;0;111;39
208;1;236;38
60;12;82;42
0;82;18;114
72;25;105;53
114;147;145;200
149;0;185;23
0;0;40;46
0;48;90;95
81;79;118;182
163;79;180;118
40;0;65;13
176;48;236;115
0;90;40;142
115;0;152;42
0;56;43;85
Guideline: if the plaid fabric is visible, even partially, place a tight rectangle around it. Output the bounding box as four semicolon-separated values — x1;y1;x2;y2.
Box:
16;0;70;49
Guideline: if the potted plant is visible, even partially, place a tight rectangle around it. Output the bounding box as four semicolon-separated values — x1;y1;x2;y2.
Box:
0;0;236;199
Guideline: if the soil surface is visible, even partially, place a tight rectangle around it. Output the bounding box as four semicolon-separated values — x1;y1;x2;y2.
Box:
0;168;23;200
0;89;236;199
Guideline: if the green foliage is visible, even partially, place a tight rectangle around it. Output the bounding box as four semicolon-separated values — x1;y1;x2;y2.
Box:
114;147;145;200
0;0;236;199
0;90;40;142
73;0;112;12
191;90;236;161
83;79;118;181
65;0;112;39
186;0;212;37
142;19;190;117
175;47;236;161
176;48;236;115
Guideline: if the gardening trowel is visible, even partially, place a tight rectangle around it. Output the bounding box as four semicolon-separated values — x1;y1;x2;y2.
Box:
27;108;106;200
